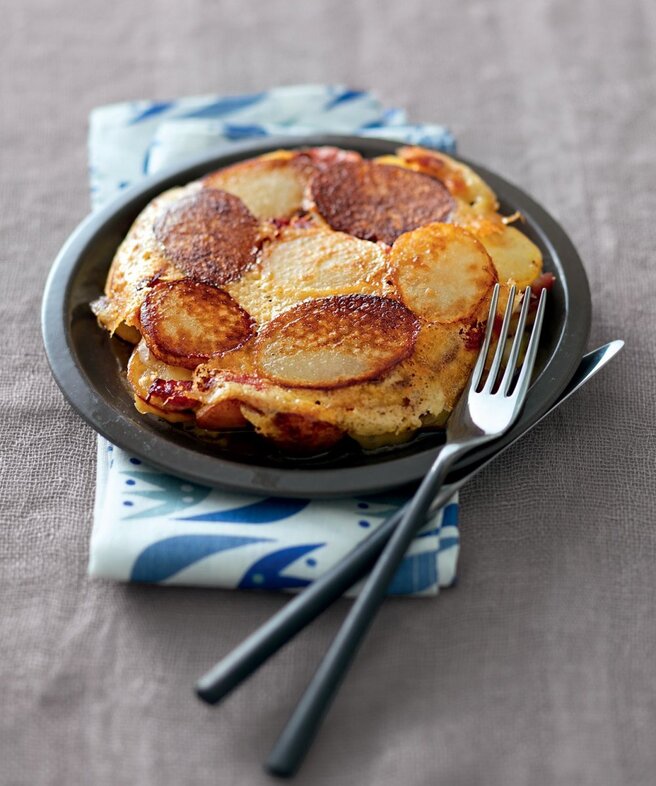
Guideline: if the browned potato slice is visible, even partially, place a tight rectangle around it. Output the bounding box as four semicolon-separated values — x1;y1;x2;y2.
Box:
145;378;198;411
154;189;259;286
472;220;542;288
255;294;420;389
127;340;194;392
140;279;254;369
392;223;497;323
240;407;344;452
394;147;499;214
226;227;393;323
203;156;314;219
310;160;454;245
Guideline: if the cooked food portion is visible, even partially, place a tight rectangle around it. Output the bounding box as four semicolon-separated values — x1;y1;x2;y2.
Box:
139;278;254;369
153;188;260;286
91;187;187;338
92;144;549;452
254;294;420;389
380;145;499;215
127;340;196;424
310;159;455;244
375;146;544;287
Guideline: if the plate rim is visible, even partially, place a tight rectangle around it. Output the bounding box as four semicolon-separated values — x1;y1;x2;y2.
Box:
42;134;591;497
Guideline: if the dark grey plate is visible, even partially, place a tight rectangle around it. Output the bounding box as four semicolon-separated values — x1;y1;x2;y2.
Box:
42;134;591;497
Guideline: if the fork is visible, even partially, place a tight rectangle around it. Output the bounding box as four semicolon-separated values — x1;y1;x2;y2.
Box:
266;282;548;777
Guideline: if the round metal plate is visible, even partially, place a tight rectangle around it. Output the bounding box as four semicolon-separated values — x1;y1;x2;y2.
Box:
42;134;591;497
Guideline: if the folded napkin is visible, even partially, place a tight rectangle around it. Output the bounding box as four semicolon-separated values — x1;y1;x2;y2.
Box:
88;84;459;596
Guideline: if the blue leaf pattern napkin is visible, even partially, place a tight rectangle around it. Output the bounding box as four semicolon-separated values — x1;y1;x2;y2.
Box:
87;84;459;596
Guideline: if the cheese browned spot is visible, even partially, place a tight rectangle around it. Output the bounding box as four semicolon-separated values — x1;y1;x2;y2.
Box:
140;278;254;369
255;294;420;389
226;226;393;324
153;189;259;285
310;160;455;245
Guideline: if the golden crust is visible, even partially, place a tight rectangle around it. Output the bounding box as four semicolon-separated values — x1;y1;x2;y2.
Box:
467;219;542;288
254;294;420;389
154;189;260;286
310;159;455;245
393;146;499;214
91;187;188;335
226;226;393;324
139;278;254;369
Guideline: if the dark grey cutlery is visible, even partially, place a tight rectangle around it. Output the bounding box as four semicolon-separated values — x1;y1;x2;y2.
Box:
265;284;547;775
195;340;622;714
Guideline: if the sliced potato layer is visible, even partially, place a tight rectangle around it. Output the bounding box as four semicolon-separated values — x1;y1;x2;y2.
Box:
255;294;420;389
310;160;454;245
227;227;392;323
92;186;188;334
203;156;313;219
140;279;254;369
127;341;197;423
392;223;497;323
195;399;249;430
395;146;499;214
154;189;258;286
472;220;542;288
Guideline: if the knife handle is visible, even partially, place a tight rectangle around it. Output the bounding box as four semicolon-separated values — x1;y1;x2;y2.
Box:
195;485;456;705
195;506;403;704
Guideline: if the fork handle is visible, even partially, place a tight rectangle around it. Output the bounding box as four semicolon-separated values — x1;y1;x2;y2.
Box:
266;442;466;777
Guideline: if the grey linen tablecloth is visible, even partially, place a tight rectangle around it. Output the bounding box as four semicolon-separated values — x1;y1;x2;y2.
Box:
2;1;655;784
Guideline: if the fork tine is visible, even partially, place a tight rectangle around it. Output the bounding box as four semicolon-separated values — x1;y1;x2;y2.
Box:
509;287;547;401
482;284;516;392
469;283;500;392
499;287;532;395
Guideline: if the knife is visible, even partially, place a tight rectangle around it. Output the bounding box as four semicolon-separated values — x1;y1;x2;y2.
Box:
196;340;624;705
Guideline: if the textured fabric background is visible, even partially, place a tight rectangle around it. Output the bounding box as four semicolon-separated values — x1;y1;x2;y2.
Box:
1;1;655;784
